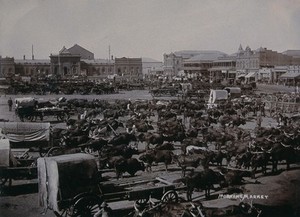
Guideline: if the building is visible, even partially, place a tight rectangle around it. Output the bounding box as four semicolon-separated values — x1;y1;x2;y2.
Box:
235;45;300;83
210;56;236;84
277;65;300;86
81;59;114;81
68;44;94;60
114;57;143;82
142;57;163;81
163;53;183;79
49;46;81;78
0;56;15;79
182;50;228;81
15;58;50;78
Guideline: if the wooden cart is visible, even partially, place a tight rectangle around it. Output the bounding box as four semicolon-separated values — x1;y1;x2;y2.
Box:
38;153;181;217
0;139;37;188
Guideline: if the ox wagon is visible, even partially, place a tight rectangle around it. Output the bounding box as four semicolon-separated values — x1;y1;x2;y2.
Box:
0;139;37;188
150;88;179;97
15;97;70;122
38;153;181;217
0;122;51;157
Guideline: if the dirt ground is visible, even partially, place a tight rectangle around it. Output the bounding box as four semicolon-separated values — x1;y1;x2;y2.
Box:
0;84;299;217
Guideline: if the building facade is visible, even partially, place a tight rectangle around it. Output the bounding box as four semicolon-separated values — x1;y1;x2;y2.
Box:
0;57;15;78
50;47;81;78
163;53;183;78
15;58;50;77
114;57;143;82
82;59;115;80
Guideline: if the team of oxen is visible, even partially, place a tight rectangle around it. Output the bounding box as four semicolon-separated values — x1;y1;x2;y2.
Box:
49;96;300;200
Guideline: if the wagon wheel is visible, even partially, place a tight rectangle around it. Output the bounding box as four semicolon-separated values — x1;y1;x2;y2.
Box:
24;114;34;122
160;190;178;204
0;177;8;186
55;207;74;217
72;194;102;217
39;147;48;157
44;147;62;157
57;112;69;121
135;197;149;206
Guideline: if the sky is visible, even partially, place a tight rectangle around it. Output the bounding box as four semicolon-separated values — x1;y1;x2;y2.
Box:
0;0;300;61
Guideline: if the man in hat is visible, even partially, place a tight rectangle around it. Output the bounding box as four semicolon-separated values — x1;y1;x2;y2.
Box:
94;201;113;217
8;97;13;111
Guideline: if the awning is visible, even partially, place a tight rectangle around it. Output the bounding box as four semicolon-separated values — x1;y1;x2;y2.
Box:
280;72;300;79
245;72;257;78
237;74;246;78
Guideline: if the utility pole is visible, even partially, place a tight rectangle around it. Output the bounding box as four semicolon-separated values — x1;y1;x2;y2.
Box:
108;45;111;62
32;44;34;60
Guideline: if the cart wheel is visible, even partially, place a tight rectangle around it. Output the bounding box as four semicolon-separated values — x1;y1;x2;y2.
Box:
45;147;61;157
72;194;102;217
57;113;68;121
55;208;74;217
39;147;50;157
161;190;178;204
0;177;8;186
136;197;149;206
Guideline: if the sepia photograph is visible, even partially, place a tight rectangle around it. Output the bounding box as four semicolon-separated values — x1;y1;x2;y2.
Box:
0;0;300;216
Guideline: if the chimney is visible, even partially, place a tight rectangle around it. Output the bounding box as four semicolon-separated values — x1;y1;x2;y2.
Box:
32;55;34;60
111;55;114;60
23;55;26;60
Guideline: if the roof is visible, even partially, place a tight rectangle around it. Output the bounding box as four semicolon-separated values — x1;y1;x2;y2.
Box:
280;72;300;79
15;59;50;64
82;59;114;64
282;50;300;57
142;57;162;63
186;51;228;62
245;72;257;78
68;44;93;55
174;50;228;60
59;46;71;55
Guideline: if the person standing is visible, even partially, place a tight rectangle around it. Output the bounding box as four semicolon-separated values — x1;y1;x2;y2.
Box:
8;97;13;111
256;114;262;128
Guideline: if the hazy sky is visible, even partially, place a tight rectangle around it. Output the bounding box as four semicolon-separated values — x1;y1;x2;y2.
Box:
1;0;300;61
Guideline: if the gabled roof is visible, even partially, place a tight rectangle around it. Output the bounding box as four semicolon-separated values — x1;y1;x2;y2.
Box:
68;44;93;55
59;46;71;55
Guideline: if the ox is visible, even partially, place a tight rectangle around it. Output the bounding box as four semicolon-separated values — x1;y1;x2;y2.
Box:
173;154;203;177
108;133;137;146
183;169;225;200
139;150;173;172
114;157;145;179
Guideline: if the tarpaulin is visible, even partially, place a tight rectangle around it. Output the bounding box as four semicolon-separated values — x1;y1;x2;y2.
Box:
38;153;99;211
0;122;50;142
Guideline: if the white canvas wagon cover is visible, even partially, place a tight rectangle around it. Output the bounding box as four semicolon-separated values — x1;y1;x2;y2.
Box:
0;139;10;167
0;122;50;142
38;153;99;212
208;89;228;104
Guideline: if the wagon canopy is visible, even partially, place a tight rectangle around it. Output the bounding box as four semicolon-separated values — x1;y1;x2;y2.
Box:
208;90;228;104
0;122;50;142
15;97;37;108
0;139;10;167
38;153;99;212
